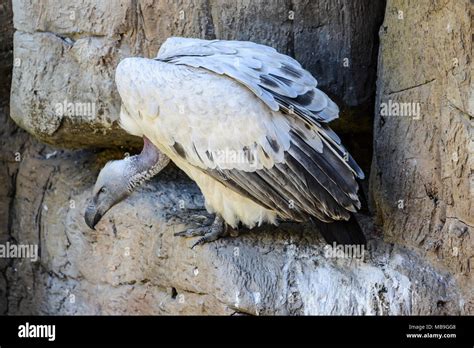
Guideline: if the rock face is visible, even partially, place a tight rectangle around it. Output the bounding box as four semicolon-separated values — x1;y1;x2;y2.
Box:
1;0;472;315
370;0;473;313
3;149;462;315
10;0;384;153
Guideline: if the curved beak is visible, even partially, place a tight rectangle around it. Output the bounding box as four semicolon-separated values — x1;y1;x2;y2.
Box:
84;203;103;230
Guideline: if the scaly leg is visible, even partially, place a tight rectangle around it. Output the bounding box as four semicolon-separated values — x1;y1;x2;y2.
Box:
174;215;233;248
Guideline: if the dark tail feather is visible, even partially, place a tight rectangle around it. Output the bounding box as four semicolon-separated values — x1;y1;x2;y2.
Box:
314;214;367;246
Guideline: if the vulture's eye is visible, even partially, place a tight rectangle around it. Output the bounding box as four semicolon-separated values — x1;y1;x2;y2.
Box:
99;187;107;194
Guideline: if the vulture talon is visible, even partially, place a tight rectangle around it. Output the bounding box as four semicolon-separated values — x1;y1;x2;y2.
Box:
186;215;227;249
189;214;213;225
174;227;209;238
190;230;223;249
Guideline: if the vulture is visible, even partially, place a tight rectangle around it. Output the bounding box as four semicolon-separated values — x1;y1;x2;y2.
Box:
85;37;366;248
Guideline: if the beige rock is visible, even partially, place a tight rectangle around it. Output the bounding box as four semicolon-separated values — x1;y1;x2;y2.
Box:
370;0;473;313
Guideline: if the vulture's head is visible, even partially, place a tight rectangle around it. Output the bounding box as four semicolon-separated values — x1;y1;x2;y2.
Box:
84;159;131;229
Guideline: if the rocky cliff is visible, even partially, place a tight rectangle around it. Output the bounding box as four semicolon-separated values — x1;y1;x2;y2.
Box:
370;0;473;313
0;0;471;315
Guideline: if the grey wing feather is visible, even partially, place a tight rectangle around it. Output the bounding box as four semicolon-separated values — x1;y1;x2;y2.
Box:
155;37;339;123
155;38;364;179
203;142;359;223
178;128;362;223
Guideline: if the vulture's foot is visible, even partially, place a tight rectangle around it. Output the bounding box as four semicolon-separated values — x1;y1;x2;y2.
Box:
188;214;213;226
174;215;234;248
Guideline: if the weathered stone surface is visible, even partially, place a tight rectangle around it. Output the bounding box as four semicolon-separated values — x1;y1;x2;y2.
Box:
3;148;462;315
370;0;473;313
10;0;384;149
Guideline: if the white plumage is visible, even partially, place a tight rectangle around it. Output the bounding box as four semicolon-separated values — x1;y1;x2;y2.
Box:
115;37;364;230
